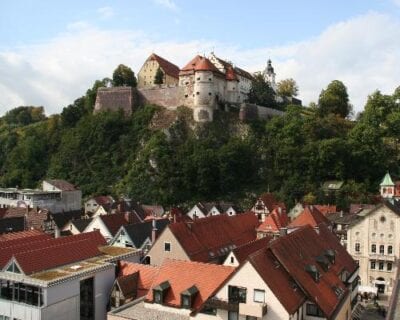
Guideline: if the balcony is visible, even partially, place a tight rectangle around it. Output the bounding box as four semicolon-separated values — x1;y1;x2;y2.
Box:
239;302;268;317
205;297;239;312
368;254;396;261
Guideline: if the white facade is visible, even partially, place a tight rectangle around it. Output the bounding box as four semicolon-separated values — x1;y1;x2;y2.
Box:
347;203;399;295
83;217;113;242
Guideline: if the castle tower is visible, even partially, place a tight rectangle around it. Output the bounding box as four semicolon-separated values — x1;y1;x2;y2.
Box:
264;59;277;91
225;66;239;103
380;172;395;199
179;55;224;122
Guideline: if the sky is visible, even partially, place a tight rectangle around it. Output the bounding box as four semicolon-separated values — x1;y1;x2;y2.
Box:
0;0;400;115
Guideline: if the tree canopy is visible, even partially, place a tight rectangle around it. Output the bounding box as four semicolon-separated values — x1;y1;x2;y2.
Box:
112;64;137;87
154;67;164;85
246;73;277;108
277;78;299;97
318;80;352;118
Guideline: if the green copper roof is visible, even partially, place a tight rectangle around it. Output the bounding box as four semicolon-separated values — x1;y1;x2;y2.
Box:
380;172;394;186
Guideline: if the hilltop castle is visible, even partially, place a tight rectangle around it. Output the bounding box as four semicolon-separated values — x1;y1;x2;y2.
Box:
94;53;286;122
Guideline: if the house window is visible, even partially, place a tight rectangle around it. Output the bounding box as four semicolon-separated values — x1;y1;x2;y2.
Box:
253;289;265;303
196;92;200;95
197;77;200;81
380;245;384;255
208;92;212;96
246;317;257;320
230;256;234;264
181;295;191;308
379;262;384;270
355;243;360;252
388;245;393;255
371;244;376;253
164;242;171;252
228;311;238;320
388;262;393;271
370;261;376;269
306;303;324;317
154;290;162;304
228;285;246;303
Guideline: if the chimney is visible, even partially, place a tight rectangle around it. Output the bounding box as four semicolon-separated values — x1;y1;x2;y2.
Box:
279;227;288;237
152;219;158;244
340;210;344;218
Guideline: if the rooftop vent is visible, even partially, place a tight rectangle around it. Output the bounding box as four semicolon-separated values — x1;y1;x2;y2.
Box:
153;281;170;304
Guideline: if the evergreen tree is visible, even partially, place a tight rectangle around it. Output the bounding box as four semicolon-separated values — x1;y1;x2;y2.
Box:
154;67;164;85
112;64;137;87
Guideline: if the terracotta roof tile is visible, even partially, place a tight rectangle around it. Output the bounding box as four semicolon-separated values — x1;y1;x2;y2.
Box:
146;259;235;313
231;236;273;264
314;205;337;217
100;213;130;236
180;55;223;75
225;66;239;81
119;261;159;298
45;179;78;191
149;53;180;79
0;229;47;242
10;231;106;274
169;213;259;262
93;195;114;206
288;205;330;228
257;207;289;233
269;225;356;318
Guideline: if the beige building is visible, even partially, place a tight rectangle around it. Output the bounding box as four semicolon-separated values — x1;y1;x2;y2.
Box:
137;53;180;88
347;201;399;295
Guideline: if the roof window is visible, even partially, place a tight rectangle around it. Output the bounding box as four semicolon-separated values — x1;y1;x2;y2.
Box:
316;255;330;272
324;249;336;264
153;281;170;304
181;285;199;309
305;264;321;282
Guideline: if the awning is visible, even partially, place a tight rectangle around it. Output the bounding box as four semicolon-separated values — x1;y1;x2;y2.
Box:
358;285;378;294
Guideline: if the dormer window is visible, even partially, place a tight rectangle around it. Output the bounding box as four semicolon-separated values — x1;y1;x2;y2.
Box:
323;249;336;263
316;255;330;272
305;265;320;282
153;281;170;304
6;261;21;274
181;285;199;309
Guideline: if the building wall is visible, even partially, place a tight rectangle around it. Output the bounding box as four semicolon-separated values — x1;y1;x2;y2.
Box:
0;299;41;320
214;262;291;320
347;205;399;294
137;60;178;88
84;217;113;242
138;86;182;108
145;227;190;266
187;205;206;220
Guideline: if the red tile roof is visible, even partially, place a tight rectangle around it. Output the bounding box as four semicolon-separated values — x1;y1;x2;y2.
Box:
146;259;235;313
180;55;223;75
248;248;306;314
257;207;289;233
256;192;285;212
45;179;78;191
169;212;259;262
148;53;180;79
314;205;337;217
119;261;159;298
9;231;106;275
231;236;273;264
289;205;330;228
269;225;356;318
225;66;238;81
93;195;114;206
100;213;130;236
0;229;47;243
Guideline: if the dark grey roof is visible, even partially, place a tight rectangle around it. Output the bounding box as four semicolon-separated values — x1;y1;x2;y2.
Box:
0;217;25;234
112;198;147;221
328;212;361;225
122;219;170;248
72;218;93;232
51;210;82;228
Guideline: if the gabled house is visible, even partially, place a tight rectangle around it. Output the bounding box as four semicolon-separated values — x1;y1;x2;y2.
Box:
223;236;273;267
110;261;159;309
187;202;239;220
252;193;286;222
83;213;131;242
62;217;93;235
146;212;259;266
288;205;331;229
43;209;82;237
0;230;140;320
257;207;289;238
110;218;170;252
85;195;114;214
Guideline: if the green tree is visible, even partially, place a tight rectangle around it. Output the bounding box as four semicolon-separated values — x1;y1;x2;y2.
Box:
112;64;137;87
277;78;299;97
246;73;276;108
154;67;164;85
318;80;352;118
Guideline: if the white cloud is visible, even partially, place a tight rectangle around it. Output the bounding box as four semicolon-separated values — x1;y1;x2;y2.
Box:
153;0;178;11
392;0;400;7
97;6;115;19
0;12;399;115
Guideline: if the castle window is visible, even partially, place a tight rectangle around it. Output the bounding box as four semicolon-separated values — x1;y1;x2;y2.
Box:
380;245;384;254
185;94;188;98
371;261;376;269
379;262;384;270
197;77;200;81
185;82;189;85
355;243;360;252
388;262;393;271
209;92;212;96
388;245;393;254
196;92;200;95
209;78;212;81
371;244;376;253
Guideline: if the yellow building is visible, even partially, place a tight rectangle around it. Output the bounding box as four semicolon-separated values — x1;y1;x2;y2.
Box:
137;53;180;88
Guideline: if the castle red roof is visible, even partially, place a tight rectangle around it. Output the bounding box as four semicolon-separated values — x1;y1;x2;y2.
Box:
168;212;259;262
148;53;180;79
289;205;330;228
146;259;235;313
225;66;239;81
180;55;223;75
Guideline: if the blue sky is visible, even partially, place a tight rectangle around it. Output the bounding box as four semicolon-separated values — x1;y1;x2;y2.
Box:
0;0;400;114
